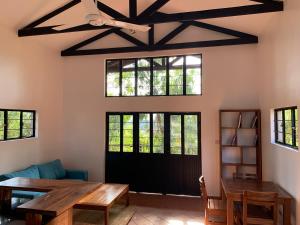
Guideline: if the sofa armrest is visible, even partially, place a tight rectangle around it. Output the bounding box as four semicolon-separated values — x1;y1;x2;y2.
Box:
65;169;88;181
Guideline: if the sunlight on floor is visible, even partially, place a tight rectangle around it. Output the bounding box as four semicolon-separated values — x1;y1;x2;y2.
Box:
167;219;204;225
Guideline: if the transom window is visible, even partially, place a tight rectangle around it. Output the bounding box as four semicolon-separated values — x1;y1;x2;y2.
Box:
274;106;298;149
106;54;202;97
106;112;200;155
0;109;36;141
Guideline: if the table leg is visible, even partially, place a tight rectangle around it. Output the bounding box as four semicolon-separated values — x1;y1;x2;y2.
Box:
26;213;42;225
125;191;130;206
283;199;291;225
227;197;234;225
104;208;109;225
0;188;12;212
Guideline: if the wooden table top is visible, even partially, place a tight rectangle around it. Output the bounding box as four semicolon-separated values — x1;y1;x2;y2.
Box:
0;178;102;217
77;184;129;208
221;178;293;200
0;177;95;192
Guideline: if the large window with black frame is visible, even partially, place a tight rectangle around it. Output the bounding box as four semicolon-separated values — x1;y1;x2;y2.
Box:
106;112;201;196
274;106;298;149
0;109;36;141
105;54;202;97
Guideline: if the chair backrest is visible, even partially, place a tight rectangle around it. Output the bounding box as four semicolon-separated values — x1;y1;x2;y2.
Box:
199;176;208;208
243;191;278;225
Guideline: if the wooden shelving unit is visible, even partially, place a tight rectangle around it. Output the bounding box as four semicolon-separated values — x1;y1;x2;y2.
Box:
219;109;262;181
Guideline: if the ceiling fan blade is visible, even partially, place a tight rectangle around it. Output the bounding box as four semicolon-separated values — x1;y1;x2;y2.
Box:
101;18;151;32
52;22;87;31
81;0;99;15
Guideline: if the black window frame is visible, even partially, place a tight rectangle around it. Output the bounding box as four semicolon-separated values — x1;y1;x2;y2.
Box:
106;112;201;156
274;106;298;150
105;54;202;97
0;109;36;142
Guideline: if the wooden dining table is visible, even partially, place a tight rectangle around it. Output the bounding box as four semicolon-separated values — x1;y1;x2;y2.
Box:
221;178;293;225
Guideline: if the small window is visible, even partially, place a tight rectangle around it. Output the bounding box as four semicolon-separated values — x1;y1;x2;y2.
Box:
106;54;202;97
274;106;298;149
0;109;36;141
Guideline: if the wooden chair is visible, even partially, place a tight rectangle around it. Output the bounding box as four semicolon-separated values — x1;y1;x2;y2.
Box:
199;176;227;225
242;191;278;225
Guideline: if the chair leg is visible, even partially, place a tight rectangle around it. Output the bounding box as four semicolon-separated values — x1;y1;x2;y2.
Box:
205;209;209;225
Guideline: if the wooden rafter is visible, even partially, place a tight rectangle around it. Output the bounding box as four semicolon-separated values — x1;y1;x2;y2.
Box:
17;0;283;56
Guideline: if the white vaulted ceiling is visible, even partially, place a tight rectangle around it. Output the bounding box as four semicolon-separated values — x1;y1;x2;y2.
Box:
0;0;278;51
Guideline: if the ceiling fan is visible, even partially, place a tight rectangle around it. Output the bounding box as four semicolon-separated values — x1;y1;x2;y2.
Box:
53;0;150;32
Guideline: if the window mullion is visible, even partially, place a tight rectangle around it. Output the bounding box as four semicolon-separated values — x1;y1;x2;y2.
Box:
274;110;278;143
165;113;170;155
4;110;7;140
150;113;153;154
183;56;187;96
20;111;23;138
166;57;170;96
292;108;296;147
133;113;139;154
198;113;201;156
181;114;185;155
134;59;138;96
282;110;286;145
32;111;36;138
150;58;154;96
120;114;124;153
119;60;123;97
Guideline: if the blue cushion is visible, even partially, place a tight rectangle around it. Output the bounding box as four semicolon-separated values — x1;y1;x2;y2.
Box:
4;166;40;179
36;159;66;179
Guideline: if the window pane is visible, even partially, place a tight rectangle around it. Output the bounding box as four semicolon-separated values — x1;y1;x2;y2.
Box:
186;55;201;66
277;132;283;143
139;114;150;153
169;56;183;95
277;110;282;120
123;115;133;152
277;121;283;132
109;115;120;152
0;111;4;140
171;115;181;154
184;115;198;155
153;58;167;95
22;112;34;138
7;111;20;139
107;60;120;96
153;113;164;154
285;134;293;146
137;59;150;96
122;60;135;96
285;121;293;135
186;68;201;95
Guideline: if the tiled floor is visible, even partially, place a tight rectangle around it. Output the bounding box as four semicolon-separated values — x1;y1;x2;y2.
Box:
128;193;205;225
0;194;205;225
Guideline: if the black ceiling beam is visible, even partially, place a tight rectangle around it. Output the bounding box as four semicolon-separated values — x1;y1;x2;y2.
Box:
140;2;283;24
22;0;81;29
96;1;127;19
113;30;147;47
61;37;258;56
139;0;170;18
148;25;155;46
63;29;116;52
156;22;191;46
129;0;137;18
18;1;283;37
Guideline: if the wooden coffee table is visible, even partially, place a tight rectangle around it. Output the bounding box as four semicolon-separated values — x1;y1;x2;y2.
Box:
0;178;129;225
75;184;129;225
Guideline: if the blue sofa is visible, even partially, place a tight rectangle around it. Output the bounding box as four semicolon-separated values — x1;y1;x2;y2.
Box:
0;159;88;199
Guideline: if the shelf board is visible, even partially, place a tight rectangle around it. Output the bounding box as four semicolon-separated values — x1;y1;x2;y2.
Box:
222;163;257;167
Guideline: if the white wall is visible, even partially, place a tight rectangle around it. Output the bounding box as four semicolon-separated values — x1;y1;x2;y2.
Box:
258;0;300;223
62;45;260;194
0;26;64;173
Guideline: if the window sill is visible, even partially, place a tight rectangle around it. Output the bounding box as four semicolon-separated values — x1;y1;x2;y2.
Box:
271;142;298;152
0;137;38;143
